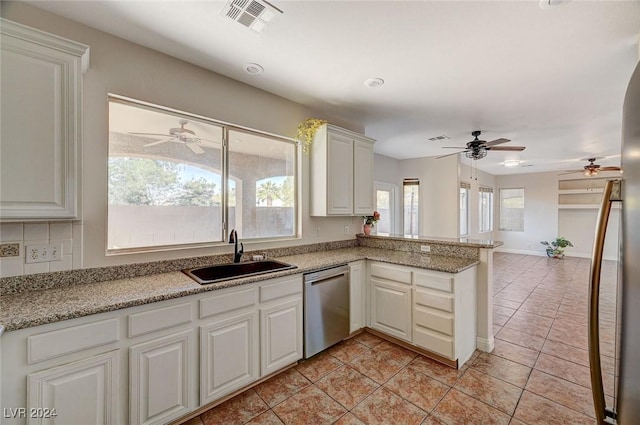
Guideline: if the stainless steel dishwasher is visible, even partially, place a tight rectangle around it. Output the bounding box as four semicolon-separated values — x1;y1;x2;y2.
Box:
304;264;350;358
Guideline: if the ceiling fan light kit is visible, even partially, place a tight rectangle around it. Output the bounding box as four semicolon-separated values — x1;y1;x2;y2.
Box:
560;157;622;177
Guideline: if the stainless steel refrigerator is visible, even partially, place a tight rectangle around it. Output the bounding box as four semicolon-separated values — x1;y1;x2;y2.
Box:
589;61;640;424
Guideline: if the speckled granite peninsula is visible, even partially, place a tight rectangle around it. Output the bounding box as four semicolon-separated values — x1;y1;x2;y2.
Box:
0;236;502;334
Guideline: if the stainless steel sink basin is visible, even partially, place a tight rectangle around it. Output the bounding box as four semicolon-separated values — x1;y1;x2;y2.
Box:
182;260;297;285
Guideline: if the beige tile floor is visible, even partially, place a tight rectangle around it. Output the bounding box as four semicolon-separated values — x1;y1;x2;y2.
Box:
184;253;617;425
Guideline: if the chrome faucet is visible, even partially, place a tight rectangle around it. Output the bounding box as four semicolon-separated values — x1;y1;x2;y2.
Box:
228;229;244;263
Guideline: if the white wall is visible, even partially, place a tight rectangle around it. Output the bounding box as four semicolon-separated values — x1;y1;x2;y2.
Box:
459;162;496;241
400;155;459;238
494;171;620;260
1;3;368;272
494;172;559;255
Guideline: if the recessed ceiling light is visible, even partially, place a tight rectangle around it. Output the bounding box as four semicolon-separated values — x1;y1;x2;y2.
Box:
364;78;384;88
504;160;522;167
244;63;264;75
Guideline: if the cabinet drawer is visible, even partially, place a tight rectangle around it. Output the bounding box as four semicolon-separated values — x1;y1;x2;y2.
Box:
28;319;119;364
128;303;192;338
415;289;454;313
200;287;256;319
414;327;454;359
414;307;454;336
369;262;411;284
259;275;302;303
414;271;453;292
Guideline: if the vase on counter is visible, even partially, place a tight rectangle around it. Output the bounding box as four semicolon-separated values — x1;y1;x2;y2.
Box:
363;224;372;235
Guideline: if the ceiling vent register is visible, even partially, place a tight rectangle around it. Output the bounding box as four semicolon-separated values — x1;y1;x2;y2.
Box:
222;0;283;33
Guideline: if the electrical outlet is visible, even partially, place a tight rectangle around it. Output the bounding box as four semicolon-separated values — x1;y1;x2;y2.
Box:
315;227;320;237
420;245;431;253
25;243;62;263
344;225;350;234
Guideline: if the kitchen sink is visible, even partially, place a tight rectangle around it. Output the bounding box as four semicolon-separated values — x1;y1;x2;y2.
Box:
182;260;297;285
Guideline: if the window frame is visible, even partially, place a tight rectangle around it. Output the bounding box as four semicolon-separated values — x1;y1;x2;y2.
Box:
459;182;470;237
403;178;420;237
498;187;525;232
479;186;494;233
107;94;300;254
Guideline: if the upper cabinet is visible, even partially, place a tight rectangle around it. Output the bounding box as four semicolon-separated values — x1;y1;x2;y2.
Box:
310;124;375;216
0;19;89;221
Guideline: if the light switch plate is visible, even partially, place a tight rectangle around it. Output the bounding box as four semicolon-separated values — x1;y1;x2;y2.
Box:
25;243;62;263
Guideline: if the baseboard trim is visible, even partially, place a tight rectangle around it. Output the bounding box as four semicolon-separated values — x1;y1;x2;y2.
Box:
496;248;616;262
476;336;494;353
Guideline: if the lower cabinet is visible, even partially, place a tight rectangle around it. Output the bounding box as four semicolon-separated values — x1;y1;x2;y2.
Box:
200;312;259;405
368;261;477;366
260;298;303;376
2;274;303;425
370;277;412;342
349;261;366;333
26;350;119;425
129;331;193;425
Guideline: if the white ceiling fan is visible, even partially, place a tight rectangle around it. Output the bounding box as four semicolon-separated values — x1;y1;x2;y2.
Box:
130;120;218;154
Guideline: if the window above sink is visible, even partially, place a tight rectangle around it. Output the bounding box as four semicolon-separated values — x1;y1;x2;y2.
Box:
107;95;299;254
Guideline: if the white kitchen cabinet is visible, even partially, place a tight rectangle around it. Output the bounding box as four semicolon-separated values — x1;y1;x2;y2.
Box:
200;311;259;405
27;350;119;425
0;19;88;221
413;267;477;365
260;299;303;375
310;124;376;216
129;330;193;425
368;261;477;366
370;276;412;342
259;274;303;376
349;261;366;333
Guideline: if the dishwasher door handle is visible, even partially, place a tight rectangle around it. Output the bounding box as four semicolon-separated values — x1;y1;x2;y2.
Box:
309;274;348;286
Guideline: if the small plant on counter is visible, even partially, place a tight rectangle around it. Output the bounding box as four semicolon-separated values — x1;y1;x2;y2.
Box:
540;237;574;258
363;211;381;226
297;118;327;154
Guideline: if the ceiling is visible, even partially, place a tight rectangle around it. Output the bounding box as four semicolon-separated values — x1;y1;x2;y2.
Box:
29;0;640;175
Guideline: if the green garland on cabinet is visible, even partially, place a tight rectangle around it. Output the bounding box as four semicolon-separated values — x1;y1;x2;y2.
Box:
297;118;327;154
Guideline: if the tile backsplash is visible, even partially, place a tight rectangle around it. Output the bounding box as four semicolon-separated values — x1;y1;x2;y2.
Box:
0;222;77;278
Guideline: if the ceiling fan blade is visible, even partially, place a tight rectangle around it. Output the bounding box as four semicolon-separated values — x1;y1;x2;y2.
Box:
130;132;172;138
487;146;526;151
186;143;205;154
598;166;621;171
441;146;467;149
558;170;583;175
143;138;173;147
483;138;511;147
436;150;466;159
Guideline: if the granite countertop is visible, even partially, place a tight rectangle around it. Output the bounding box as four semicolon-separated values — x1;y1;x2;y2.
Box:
359;233;504;249
0;247;479;334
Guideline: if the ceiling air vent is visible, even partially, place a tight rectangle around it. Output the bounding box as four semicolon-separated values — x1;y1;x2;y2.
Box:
428;135;450;142
221;0;283;33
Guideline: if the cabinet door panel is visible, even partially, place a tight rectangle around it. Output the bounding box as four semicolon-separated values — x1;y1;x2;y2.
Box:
349;262;365;333
0;20;87;220
353;139;374;215
130;331;192;425
200;312;258;405
327;133;354;215
260;299;303;376
27;350;118;425
370;278;412;341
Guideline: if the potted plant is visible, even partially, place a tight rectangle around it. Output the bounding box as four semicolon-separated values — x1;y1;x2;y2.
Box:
540;237;574;258
363;211;380;235
296;118;327;154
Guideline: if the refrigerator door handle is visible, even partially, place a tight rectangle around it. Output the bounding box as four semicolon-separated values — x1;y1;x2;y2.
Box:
588;179;622;425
